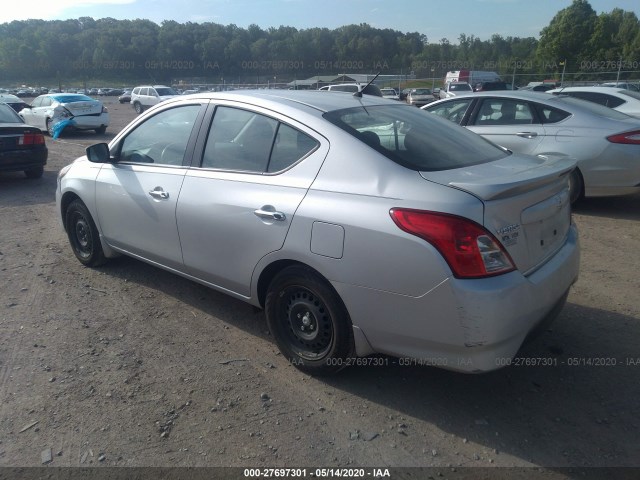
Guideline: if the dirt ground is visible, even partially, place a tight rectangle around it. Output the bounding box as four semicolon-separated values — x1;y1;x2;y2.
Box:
0;97;639;479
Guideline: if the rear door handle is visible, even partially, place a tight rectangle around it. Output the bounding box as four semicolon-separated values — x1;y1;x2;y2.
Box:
254;207;286;221
148;187;169;199
516;132;538;139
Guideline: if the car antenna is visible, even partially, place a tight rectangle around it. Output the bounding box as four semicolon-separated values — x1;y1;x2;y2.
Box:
354;72;381;98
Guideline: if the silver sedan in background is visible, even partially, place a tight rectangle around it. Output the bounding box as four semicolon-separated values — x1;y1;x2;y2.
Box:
56;91;579;375
423;91;640;203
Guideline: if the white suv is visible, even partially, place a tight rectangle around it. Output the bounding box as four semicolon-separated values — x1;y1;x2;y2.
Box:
130;85;178;114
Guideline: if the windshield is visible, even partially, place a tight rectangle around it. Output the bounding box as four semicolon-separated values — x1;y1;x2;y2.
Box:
554;96;631;120
323;104;507;171
413;89;432;95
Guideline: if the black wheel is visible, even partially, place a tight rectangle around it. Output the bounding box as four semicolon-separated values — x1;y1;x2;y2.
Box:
46;118;54;136
568;168;584;205
65;199;107;267
133;102;144;114
24;166;44;178
265;265;354;375
95;126;107;134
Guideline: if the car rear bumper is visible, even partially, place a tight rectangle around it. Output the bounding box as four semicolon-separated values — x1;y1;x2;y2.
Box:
335;224;580;373
67;114;110;130
0;148;47;172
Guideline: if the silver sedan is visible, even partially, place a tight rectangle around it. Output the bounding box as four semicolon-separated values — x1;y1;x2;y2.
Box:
56;91;579;375
423;91;640;203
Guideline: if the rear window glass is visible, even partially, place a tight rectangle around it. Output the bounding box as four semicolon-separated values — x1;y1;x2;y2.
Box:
323;104;508;172
51;94;93;103
620;90;640;101
554;96;630;120
0;103;22;123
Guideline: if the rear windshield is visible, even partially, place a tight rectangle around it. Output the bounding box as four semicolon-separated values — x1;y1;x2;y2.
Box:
323;104;508;171
620;90;640;101
156;87;178;96
450;84;472;91
554;96;631;120
51;94;94;103
0;103;22;123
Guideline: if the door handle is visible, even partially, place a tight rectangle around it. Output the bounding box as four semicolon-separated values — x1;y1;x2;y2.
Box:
148;187;169;199
516;132;538;139
254;207;286;221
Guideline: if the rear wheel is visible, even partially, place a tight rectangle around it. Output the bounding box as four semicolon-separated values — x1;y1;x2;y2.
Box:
24;166;44;178
46;118;54;136
133;102;144;114
95;126;107;134
65;199;107;267
265;265;354;375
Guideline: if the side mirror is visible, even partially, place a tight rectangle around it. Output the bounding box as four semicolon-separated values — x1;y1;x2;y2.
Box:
86;143;111;163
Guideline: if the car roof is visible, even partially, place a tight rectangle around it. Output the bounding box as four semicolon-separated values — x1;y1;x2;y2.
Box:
178;89;396;114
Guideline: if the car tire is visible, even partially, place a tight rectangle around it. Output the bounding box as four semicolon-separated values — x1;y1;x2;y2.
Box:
95;126;107;134
265;265;354;375
133;102;144;114
24;166;44;179
568;168;584;204
46;118;54;137
65;199;107;267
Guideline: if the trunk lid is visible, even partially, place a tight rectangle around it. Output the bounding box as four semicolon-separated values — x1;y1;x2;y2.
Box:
60;100;103;117
0;125;41;151
421;153;575;274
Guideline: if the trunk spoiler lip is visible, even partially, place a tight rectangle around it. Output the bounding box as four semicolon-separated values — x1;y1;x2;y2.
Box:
420;155;577;201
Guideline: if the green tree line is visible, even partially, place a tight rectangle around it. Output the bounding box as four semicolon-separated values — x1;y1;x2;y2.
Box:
0;0;638;86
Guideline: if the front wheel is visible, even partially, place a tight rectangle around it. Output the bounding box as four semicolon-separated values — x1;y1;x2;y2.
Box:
46;118;54;136
95;126;107;134
65;199;107;267
265;265;354;375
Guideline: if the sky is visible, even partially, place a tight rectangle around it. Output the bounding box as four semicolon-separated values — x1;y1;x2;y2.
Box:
1;0;639;42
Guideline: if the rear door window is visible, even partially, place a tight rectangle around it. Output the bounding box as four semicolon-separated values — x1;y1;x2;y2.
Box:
200;106;319;173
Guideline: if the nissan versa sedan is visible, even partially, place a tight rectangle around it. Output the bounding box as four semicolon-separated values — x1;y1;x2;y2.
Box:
20;93;110;136
423;91;640;203
56;90;579;375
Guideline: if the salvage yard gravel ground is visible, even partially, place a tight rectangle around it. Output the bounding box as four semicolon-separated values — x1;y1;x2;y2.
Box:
0;97;639;479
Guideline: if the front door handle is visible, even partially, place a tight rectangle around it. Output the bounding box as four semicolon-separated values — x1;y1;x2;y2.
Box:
254;207;286;221
516;132;538;139
148;187;169;199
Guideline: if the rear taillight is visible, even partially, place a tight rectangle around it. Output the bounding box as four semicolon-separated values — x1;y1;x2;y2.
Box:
19;132;45;146
607;130;640;144
390;209;516;279
102;105;109;113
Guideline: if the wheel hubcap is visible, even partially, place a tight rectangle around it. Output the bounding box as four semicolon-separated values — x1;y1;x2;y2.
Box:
284;289;332;358
74;217;91;256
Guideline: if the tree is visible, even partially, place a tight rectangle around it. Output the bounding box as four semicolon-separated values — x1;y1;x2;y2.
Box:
537;0;597;64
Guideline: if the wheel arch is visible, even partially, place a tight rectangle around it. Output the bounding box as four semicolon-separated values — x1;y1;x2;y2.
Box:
59;192;120;259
